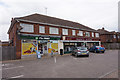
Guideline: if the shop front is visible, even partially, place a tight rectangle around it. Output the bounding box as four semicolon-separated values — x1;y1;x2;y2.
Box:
61;36;100;54
19;34;61;58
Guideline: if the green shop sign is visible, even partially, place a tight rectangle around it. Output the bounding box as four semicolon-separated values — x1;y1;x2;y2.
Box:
19;35;61;40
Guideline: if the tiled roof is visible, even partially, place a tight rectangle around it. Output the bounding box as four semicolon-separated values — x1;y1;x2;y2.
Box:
97;28;118;35
15;13;97;32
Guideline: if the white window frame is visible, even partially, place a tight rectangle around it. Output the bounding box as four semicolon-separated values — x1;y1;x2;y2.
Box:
49;27;59;34
20;23;34;33
39;26;45;33
72;30;76;36
113;35;116;38
95;33;99;37
62;29;68;35
77;31;83;36
92;32;94;37
85;32;90;37
118;35;120;38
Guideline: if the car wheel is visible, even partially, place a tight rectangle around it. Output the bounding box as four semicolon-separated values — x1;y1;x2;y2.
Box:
86;55;89;57
94;50;97;53
102;51;104;53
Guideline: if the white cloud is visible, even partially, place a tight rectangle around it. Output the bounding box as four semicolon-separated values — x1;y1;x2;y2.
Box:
0;0;119;41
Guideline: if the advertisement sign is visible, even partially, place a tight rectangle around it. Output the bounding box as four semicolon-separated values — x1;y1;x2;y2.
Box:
22;43;36;55
48;42;58;54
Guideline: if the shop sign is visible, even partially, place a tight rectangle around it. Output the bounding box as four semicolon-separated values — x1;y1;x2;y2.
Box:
20;35;60;40
37;37;50;40
65;37;92;41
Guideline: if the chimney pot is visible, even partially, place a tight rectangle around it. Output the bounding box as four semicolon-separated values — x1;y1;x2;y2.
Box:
102;27;104;30
11;18;14;22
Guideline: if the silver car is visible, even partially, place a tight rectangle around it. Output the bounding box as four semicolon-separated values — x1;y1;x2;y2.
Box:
72;47;89;57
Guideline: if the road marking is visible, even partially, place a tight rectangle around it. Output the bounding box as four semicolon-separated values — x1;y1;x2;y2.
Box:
2;64;13;67
99;69;117;78
10;75;24;78
73;58;77;60
54;57;56;63
1;66;24;70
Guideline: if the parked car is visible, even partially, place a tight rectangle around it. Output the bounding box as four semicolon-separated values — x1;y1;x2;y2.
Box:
72;47;89;57
89;46;105;53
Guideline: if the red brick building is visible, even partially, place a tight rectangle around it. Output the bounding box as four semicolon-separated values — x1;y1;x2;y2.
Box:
97;27;120;43
8;13;100;59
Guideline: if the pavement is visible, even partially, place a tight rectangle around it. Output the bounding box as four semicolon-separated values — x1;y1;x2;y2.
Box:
1;50;119;79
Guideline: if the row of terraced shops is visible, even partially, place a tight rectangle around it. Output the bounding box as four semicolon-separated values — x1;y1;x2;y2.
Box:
8;13;101;59
20;34;100;58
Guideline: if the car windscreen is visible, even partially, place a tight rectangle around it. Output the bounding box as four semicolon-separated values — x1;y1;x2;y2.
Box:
77;47;87;50
96;46;101;48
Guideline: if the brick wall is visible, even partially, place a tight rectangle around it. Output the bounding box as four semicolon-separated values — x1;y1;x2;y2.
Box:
9;21;100;59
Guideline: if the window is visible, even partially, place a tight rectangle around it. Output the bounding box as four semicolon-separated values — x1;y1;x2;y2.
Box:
95;33;99;37
85;32;90;37
39;26;45;33
118;36;120;38
92;32;94;37
62;29;68;35
77;31;83;36
72;30;76;36
113;35;116;38
49;27;59;34
20;23;34;32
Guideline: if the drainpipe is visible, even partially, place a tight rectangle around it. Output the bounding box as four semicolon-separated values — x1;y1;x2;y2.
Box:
99;41;101;46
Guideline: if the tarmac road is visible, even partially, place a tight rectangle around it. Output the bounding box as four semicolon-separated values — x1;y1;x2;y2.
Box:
2;50;118;79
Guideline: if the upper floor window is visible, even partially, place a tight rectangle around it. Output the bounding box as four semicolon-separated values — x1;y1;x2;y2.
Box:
20;23;34;32
85;32;90;37
77;31;83;36
95;33;99;37
113;35;116;38
39;26;45;33
118;35;120;38
49;27;59;34
92;32;94;37
72;30;76;36
62;29;68;35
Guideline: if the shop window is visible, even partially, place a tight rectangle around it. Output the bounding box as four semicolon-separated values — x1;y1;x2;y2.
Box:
85;32;90;37
113;35;116;38
39;26;45;33
95;33;99;37
77;31;83;36
20;23;34;32
70;43;75;45
62;29;68;35
72;30;76;36
64;43;69;45
92;32;94;37
49;27;59;34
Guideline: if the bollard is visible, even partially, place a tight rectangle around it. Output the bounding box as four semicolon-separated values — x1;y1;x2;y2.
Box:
37;52;41;59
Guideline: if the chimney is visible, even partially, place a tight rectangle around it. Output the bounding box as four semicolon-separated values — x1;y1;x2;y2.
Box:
102;27;104;30
11;18;14;22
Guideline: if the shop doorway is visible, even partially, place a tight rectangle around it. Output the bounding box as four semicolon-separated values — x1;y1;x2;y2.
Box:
38;40;48;55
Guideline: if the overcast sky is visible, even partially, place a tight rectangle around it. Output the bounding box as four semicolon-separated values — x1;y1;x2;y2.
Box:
0;0;119;41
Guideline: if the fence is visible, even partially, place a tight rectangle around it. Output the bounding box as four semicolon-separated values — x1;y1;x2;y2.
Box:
1;46;16;61
102;43;120;49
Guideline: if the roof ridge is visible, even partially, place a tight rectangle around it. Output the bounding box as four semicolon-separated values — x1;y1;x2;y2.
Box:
14;13;97;32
